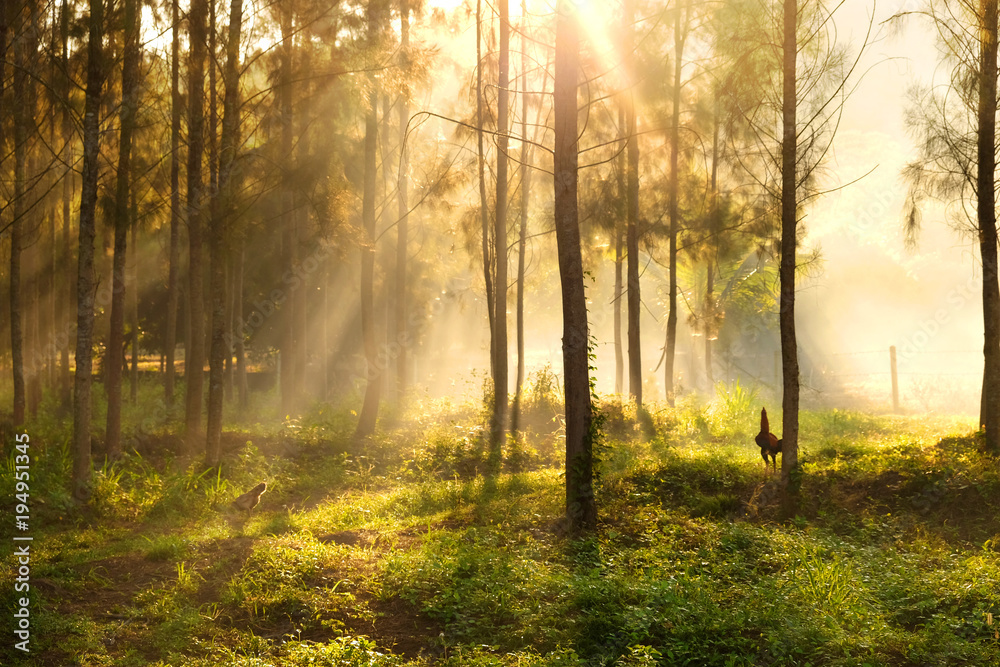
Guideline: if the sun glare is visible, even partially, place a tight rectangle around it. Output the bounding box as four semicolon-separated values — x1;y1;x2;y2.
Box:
573;0;620;73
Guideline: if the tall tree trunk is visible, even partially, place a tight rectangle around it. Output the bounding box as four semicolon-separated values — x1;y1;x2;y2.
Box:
614;102;625;396
477;0;495;374
106;0;140;458
705;263;714;385
355;0;382;440
624;0;641;408
46;206;56;393
26;161;40;420
706;91;720;387
206;0;243;468
278;6;299;415
24;4;40;419
0;3;6;396
492;0;510;457
377;94;394;392
980;0;1000;451
60;168;72;408
10;1;26;426
378;93;392;393
294;37;310;411
183;263;190;388
205;188;225;464
224;255;233;400
0;8;5;394
129;214;138;404
554;0;595;533
395;0;410;400
322;262;330;399
512;0;530;437
208;0;222;411
59;0;71;409
185;0;208;453
235;242;248;409
780;0;800;495
9;215;22;428
209;0;218;200
74;0;104;501
664;2;686;408
165;0;181;411
25;240;39;420
46;27;57;393
104;215;127;455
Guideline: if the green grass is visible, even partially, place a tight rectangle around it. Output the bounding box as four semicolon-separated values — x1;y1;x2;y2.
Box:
2;386;1000;666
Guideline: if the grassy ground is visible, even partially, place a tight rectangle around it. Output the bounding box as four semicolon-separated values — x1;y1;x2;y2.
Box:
2;381;1000;666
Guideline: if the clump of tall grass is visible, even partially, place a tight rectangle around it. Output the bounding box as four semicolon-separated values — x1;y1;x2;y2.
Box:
521;365;563;432
707;379;762;442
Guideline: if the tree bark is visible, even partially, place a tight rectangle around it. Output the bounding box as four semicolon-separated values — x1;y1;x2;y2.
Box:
0;4;6;397
26;167;40;419
322;261;330;399
980;0;1000;452
780;0;800;498
235;241;248;409
224;257;233;400
278;5;299;415
492;0;510;457
706;92;720;387
477;0;495;376
205;210;224;464
294;36;310;412
555;0;595;533
355;0;382;440
129;213;138;404
24;5;40;419
106;0;140;458
705;263;714;385
59;0;71;409
46;26;58;393
614;100;625;396
185;0;208;453
209;0;218;200
512;0;530;437
664;2;687;407
165;0;181;411
0;16;5;386
74;0;103;501
206;0;244;468
208;0;229;409
104;200;126;455
625;0;641;408
10;1;27;426
396;0;410;400
47;201;56;392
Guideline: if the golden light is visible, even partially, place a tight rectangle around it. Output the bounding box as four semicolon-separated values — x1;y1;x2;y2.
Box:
426;0;465;11
573;0;618;54
426;0;527;16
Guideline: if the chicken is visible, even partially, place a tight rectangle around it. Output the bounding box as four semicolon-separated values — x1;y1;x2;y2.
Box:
755;408;782;473
232;482;267;515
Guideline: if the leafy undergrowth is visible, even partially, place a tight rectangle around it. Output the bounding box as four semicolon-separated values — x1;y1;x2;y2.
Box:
2;388;1000;666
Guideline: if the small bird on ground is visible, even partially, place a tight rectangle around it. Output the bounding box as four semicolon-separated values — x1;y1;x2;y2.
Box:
755;408;782;474
232;482;267;515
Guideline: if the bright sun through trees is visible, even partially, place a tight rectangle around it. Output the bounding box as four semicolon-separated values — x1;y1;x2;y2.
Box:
1;0;999;665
